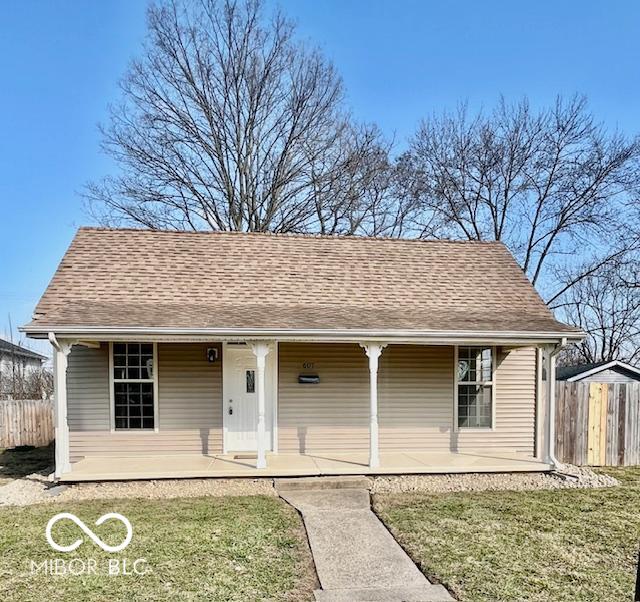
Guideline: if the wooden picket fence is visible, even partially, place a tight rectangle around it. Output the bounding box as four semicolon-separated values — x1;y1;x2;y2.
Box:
556;382;640;466
0;399;54;448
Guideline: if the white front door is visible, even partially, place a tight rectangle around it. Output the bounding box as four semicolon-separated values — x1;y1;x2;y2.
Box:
224;346;273;452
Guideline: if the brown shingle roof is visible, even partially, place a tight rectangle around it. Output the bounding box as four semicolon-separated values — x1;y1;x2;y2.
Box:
26;227;577;335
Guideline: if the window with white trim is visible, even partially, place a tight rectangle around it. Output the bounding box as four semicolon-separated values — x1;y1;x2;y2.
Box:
113;343;155;430
456;346;494;428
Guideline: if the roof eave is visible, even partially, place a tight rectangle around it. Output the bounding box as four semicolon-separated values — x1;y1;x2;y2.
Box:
0;349;46;361
21;324;585;345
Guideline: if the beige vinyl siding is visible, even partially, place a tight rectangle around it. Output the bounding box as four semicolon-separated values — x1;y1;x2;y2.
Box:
67;344;110;430
279;343;537;455
456;346;537;455
68;342;223;460
158;343;222;432
278;343;370;453
66;340;536;461
379;345;453;451
70;431;220;459
278;343;454;453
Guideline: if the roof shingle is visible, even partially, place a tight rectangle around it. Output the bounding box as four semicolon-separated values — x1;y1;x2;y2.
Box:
26;227;577;334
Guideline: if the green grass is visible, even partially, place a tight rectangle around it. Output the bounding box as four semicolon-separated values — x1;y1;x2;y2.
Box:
0;495;316;601
0;444;54;485
373;467;640;602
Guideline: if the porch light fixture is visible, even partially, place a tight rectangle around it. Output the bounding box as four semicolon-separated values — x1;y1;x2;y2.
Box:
207;347;219;363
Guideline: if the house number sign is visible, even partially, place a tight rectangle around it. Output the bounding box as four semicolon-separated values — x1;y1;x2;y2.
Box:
302;362;314;369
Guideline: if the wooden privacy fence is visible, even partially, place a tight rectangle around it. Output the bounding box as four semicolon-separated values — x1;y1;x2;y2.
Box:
0;399;54;448
556;382;640;466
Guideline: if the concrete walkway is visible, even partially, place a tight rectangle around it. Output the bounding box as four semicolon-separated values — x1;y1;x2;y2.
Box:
278;481;454;602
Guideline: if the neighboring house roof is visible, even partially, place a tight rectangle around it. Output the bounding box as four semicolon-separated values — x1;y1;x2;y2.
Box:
557;360;640;382
0;338;46;361
23;227;580;337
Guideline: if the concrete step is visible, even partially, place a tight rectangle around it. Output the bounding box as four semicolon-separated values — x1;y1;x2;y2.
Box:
280;488;371;512
274;475;372;492
314;584;454;601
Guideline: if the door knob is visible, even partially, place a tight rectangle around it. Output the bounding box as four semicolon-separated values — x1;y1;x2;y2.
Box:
228;407;233;415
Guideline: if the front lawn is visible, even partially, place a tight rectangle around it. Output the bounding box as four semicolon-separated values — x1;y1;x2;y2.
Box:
374;468;640;602
0;495;316;601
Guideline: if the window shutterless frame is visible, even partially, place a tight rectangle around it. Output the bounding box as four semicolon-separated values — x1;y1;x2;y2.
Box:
453;345;497;431
109;342;159;432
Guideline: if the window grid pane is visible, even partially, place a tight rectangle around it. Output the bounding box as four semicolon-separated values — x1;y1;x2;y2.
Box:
113;343;155;430
113;343;154;381
457;384;492;428
113;382;154;430
457;346;493;429
457;346;492;384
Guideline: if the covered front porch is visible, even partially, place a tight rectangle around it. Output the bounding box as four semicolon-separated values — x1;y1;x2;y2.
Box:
45;333;568;481
61;449;550;481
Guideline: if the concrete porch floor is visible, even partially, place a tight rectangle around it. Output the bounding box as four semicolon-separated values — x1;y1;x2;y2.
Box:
61;450;551;482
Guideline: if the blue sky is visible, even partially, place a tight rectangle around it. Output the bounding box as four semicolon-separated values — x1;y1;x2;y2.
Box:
1;0;638;354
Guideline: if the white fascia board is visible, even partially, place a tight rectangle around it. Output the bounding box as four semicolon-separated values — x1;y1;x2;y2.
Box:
21;325;585;345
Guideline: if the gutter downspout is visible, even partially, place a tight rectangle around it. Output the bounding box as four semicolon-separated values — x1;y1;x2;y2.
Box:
48;332;60;352
547;337;567;468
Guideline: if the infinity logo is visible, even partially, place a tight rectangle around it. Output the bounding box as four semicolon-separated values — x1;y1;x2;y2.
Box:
45;513;133;553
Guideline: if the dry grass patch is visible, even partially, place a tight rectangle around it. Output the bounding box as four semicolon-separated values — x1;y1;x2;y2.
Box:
0;494;316;601
373;467;639;602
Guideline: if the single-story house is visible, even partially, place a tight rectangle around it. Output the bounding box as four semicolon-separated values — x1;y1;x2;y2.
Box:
0;338;46;371
22;228;583;481
0;338;47;397
557;360;640;383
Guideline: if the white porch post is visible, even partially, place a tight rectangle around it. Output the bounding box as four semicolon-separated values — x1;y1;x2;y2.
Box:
545;344;558;466
541;340;565;467
360;343;387;468
50;336;72;479
249;341;271;469
535;346;544;461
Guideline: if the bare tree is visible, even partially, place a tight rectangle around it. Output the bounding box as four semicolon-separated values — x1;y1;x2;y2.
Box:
557;265;640;364
400;96;640;302
0;364;53;400
1;319;52;400
86;0;394;234
310;126;412;237
84;2;640;361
